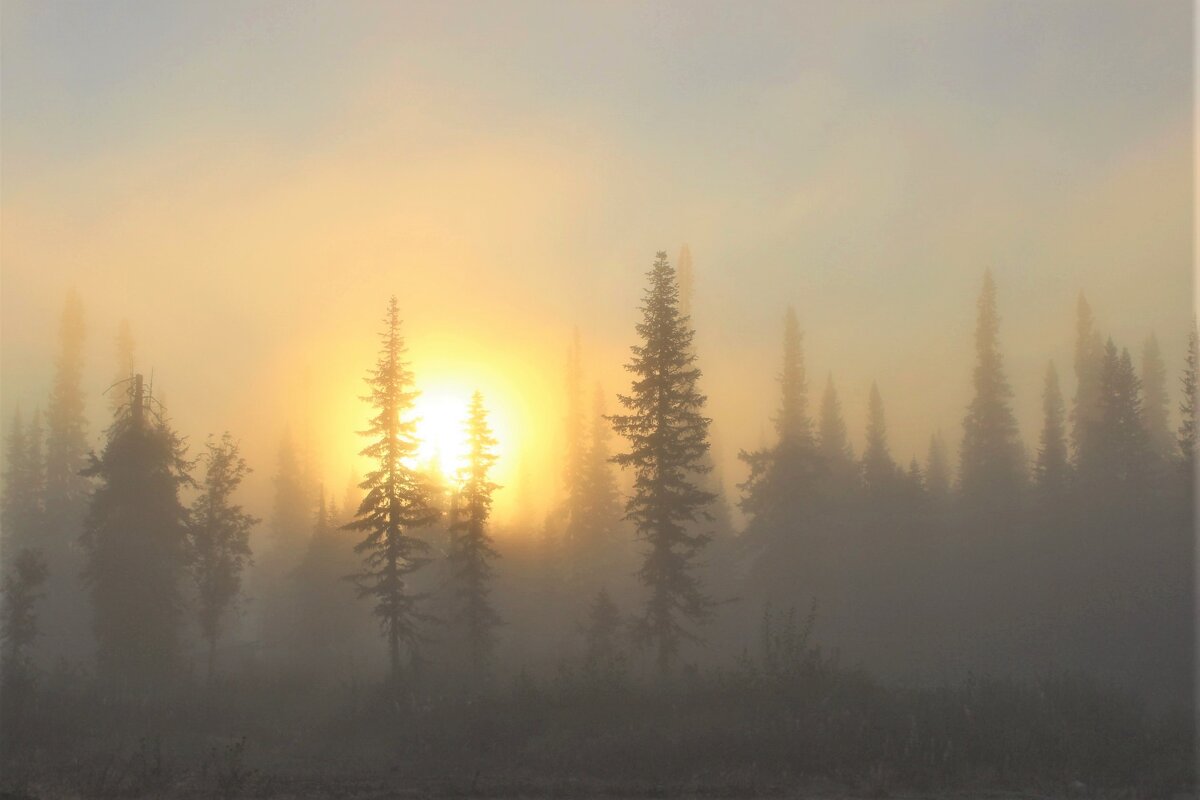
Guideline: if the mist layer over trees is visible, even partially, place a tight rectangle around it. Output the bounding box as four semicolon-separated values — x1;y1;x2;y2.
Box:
0;249;1193;797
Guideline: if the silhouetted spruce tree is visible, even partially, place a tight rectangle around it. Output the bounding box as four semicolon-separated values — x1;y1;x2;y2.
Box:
959;271;1025;515
818;373;857;498
2;410;46;552
1079;340;1150;506
609;251;715;673
924;432;951;509
1179;322;1198;473
1140;334;1173;461
188;433;257;682
1034;362;1070;509
861;382;896;503
343;297;439;687
1071;293;1104;466
739;307;821;594
1;548;48;670
81;375;192;692
447;391;502;681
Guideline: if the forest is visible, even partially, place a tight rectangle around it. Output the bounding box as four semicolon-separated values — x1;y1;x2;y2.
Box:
0;249;1194;798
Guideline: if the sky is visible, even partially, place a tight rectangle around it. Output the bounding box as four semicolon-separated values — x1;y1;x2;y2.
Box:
1;1;1193;526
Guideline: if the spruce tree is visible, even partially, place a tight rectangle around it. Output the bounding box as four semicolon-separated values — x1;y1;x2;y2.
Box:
81;375;192;691
1034;362;1070;508
188;433;257;682
861;382;896;502
582;588;624;682
1177;322;1197;472
609;251;715;673
1140;334;1173;460
2;410;45;552
447;391;502;681
924;432;951;508
343;297;439;686
292;490;362;677
1;548;48;670
1071;293;1104;465
818;373;857;497
739;307;820;596
1081;340;1150;504
959;270;1024;515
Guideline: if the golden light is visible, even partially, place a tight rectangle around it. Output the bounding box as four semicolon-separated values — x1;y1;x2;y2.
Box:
411;389;471;477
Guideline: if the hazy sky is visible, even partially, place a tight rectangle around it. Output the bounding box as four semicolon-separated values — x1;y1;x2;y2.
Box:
2;1;1192;523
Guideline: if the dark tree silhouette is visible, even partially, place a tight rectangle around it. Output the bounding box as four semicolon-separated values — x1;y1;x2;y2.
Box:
1140;334;1173;461
0;548;49;669
81;375;192;692
343;297;439;687
1079;340;1150;506
188;433;257;682
582;587;624;682
2;409;46;552
574;385;624;577
609;251;715;673
739;307;821;598
447;391;502;681
818;373;858;498
1177;321;1197;473
1071;293;1104;466
1034;362;1070;508
959;271;1024;516
924;432;951;508
861;382;896;503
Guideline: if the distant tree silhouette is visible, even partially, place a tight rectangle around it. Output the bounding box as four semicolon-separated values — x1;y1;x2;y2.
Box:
582;587;624;682
1;548;48;671
959;271;1024;516
574;385;624;577
343;297;439;688
1071;293;1104;466
924;432;951;508
861;382;896;503
82;375;192;692
1140;334;1173;461
1177;322;1197;474
271;428;313;556
1034;362;1070;508
818;374;858;498
292;489;362;678
609;251;716;673
739;307;821;598
2;409;46;552
1079;340;1150;507
447;391;502;682
188;433;257;682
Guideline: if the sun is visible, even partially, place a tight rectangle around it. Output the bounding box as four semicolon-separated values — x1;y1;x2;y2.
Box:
411;389;471;477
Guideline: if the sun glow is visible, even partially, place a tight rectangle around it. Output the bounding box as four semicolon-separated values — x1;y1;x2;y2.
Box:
411;389;472;478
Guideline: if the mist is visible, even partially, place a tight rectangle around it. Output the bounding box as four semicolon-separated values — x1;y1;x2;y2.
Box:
0;2;1194;797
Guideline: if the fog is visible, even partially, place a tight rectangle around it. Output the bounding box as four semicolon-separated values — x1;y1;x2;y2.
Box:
0;2;1194;797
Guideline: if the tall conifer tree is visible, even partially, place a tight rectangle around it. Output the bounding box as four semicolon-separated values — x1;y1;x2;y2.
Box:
609;251;715;673
861;382;896;502
959;270;1024;515
447;391;502;681
343;298;439;686
1140;334;1173;460
81;375;192;692
1179;322;1198;472
1034;362;1070;507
